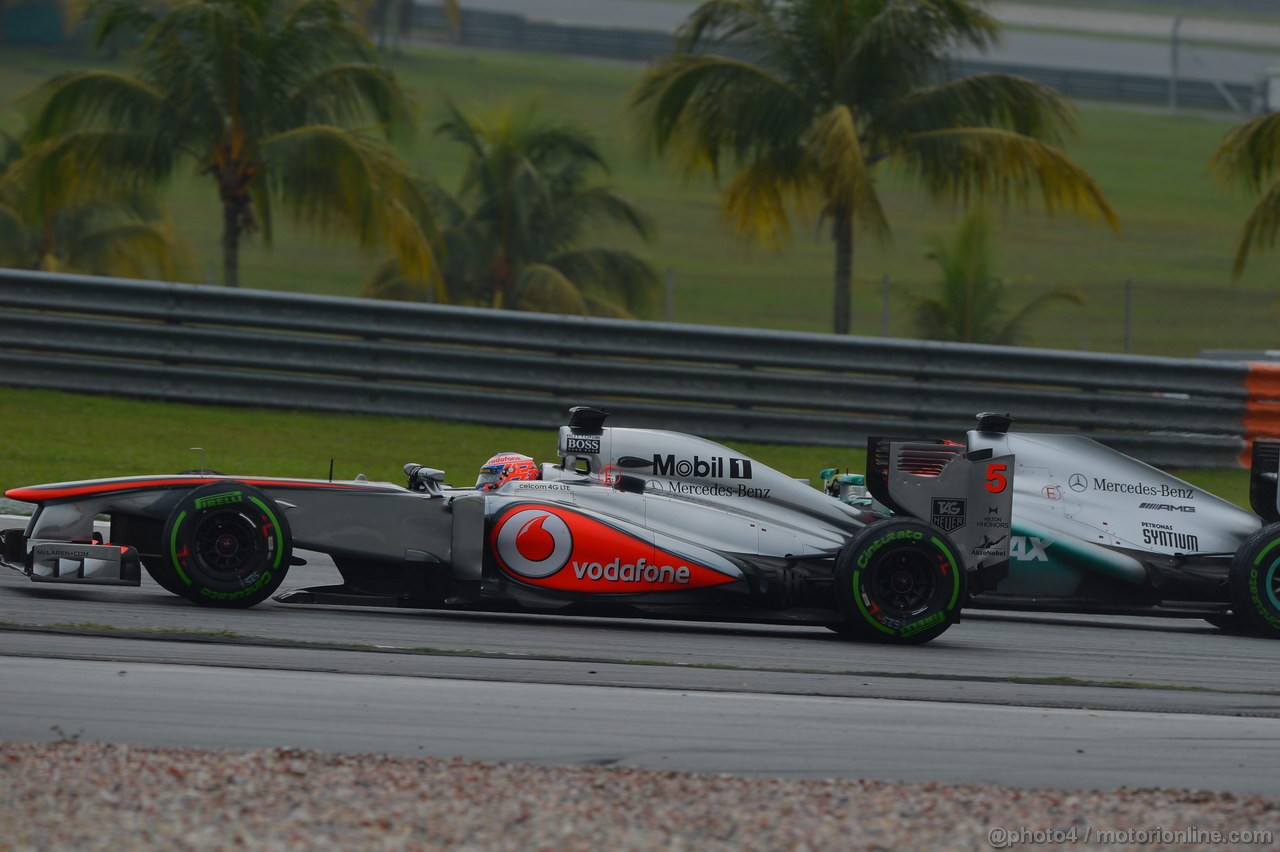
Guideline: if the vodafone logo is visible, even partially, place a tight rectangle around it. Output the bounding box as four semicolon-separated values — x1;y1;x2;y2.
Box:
494;509;573;578
491;503;737;593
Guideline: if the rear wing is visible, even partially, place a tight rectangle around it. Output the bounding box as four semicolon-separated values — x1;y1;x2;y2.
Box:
1250;440;1280;524
867;437;1014;587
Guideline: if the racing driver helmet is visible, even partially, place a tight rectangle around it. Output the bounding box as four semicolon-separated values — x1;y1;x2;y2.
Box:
476;452;540;491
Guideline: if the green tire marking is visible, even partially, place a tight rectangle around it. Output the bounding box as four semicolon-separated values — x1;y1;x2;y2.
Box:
1249;538;1280;618
248;495;285;571
851;565;896;636
901;610;945;637
1252;537;1280;568
1267;559;1280;616
168;510;193;586
930;536;962;611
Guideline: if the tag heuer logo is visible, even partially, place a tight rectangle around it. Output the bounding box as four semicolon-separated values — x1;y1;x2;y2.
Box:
931;498;967;532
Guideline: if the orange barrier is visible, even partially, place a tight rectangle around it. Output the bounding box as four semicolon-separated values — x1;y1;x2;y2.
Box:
1242;362;1280;466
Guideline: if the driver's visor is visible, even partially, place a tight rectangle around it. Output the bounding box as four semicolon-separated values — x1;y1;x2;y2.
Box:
475;465;505;488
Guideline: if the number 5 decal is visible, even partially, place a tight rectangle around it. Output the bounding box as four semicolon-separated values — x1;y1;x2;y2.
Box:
985;463;1008;493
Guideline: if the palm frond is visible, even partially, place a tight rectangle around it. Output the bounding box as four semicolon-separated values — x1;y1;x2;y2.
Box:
807;104;890;241
1210;111;1280;192
1228;178;1280;277
721;155;810;247
264;124;439;284
84;0;160;46
510;263;588;315
899;127;1119;230
27;71;170;141
280;63;417;142
887;74;1076;144
822;0;1001;116
434;100;657;315
555;186;656;244
361;255;435;302
630;54;806;175
675;0;784;53
547;248;659;313
69;220;191;279
997;285;1083;345
914;207;1083;343
3;130;172;223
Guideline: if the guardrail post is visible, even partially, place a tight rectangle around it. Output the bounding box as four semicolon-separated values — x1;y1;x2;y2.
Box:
881;274;891;337
1124;279;1133;354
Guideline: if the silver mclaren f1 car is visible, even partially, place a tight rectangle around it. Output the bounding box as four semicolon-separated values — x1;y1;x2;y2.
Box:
0;408;1014;644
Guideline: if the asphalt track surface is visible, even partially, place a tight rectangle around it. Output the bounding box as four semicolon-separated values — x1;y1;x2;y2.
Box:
2;533;1279;793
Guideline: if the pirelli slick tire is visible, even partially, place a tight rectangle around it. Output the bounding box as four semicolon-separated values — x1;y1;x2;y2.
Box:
832;518;965;645
161;482;291;608
142;556;188;597
1229;523;1280;639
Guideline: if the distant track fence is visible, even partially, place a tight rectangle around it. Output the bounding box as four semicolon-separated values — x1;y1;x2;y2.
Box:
413;5;1260;115
2;269;1277;468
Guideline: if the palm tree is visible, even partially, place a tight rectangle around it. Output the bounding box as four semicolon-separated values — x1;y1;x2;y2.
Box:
913;207;1081;344
26;0;436;288
1210;112;1280;277
0;129;189;277
631;0;1117;335
361;0;458;55
369;100;657;316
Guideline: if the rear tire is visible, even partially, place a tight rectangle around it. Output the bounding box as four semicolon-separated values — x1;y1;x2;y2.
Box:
832;518;965;644
1229;523;1280;639
161;482;291;608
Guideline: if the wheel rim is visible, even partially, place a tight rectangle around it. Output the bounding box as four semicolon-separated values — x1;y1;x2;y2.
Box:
868;550;940;618
1267;558;1280;614
191;512;261;580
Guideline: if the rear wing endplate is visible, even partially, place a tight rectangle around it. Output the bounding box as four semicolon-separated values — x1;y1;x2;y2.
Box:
1249;440;1280;524
867;437;1014;580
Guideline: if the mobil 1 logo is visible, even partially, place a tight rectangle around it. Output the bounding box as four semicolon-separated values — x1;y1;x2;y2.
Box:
931;498;967;533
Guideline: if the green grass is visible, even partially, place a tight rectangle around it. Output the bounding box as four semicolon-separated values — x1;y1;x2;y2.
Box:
3;43;1279;357
0;387;1249;507
0;387;862;493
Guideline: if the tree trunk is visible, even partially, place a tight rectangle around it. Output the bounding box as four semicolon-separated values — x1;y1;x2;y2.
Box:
832;206;854;335
221;199;241;288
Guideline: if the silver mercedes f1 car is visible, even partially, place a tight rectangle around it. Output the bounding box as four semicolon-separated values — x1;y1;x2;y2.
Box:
0;408;1013;644
830;413;1280;638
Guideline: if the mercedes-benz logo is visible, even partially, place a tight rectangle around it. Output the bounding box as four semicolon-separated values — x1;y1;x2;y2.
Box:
1068;473;1087;492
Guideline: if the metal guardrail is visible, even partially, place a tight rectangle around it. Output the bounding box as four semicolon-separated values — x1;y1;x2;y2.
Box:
0;269;1261;468
414;6;1259;114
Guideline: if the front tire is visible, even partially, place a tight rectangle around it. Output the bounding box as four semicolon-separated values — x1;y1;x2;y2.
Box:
143;556;188;597
832;518;965;644
1229;523;1280;639
161;482;291;608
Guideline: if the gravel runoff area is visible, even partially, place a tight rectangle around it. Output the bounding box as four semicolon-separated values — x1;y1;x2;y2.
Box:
1;743;1277;851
